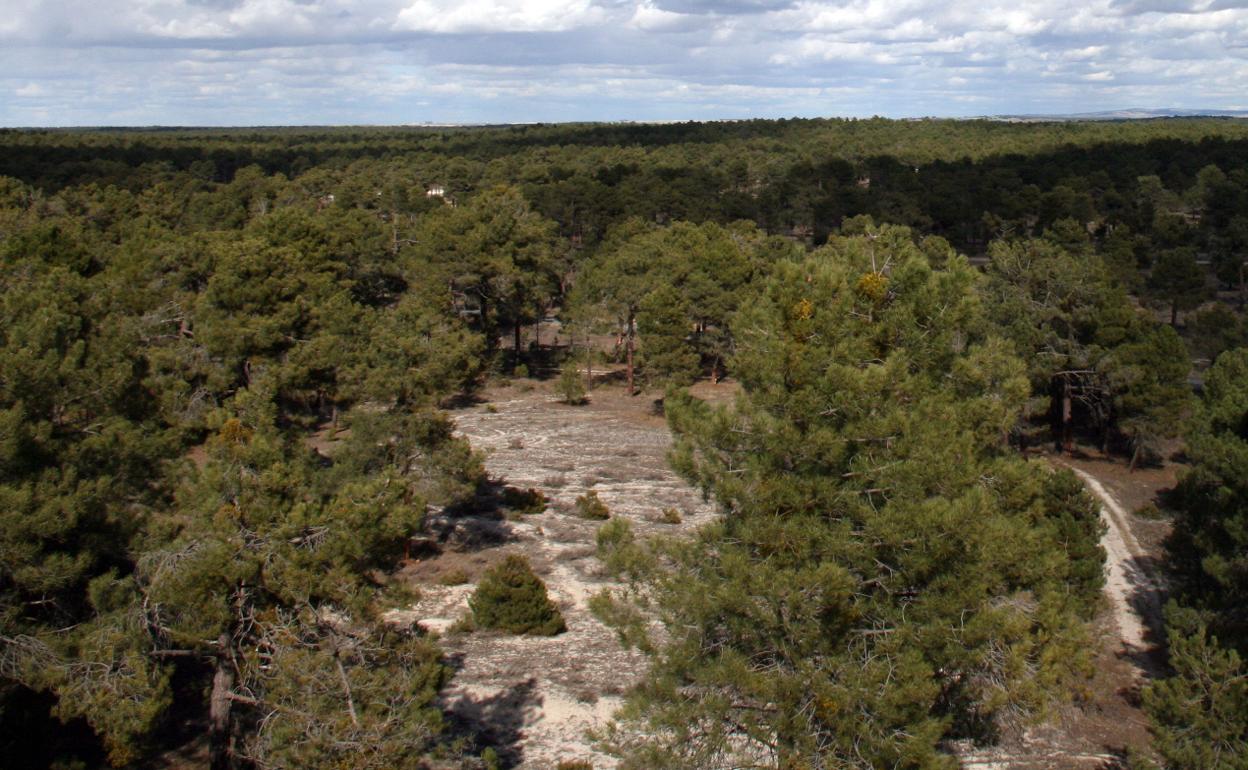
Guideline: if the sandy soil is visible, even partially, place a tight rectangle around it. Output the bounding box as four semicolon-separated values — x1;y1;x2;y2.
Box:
392;377;723;768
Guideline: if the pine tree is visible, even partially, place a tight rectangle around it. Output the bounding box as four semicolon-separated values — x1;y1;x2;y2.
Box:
982;237;1192;456
137;395;478;770
0;254;175;764
638;286;700;388
1142;629;1248;770
1144;349;1248;769
1148;247;1208;326
469;554;565;636
597;225;1105;768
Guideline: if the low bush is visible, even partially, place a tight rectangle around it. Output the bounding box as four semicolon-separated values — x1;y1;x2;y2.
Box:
595;518;633;551
575;490;610;520
469;554;565;635
437;568;470;586
595;519;652;579
502;486;547;515
557;361;588;405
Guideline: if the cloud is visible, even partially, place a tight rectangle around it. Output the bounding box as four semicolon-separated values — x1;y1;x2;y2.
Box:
0;0;1245;124
394;0;607;33
627;2;708;32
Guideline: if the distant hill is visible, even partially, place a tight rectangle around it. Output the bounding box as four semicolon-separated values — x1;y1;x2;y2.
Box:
987;108;1248;122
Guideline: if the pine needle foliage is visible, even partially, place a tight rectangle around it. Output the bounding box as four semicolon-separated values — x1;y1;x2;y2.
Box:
557;360;588;405
597;225;1105;769
469;555;566;636
1144;349;1248;769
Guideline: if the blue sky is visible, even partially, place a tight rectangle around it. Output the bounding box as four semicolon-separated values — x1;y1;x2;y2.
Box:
2;0;1246;126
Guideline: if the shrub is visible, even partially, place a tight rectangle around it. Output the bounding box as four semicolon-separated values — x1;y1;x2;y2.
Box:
542;474;568;488
1135;501;1167;520
556;761;594;770
596;518;633;551
595;519;652;579
469;554;565;635
575;490;610;520
515;363;530;378
557;361;588;405
438;568;470;586
502;486;547;515
658;507;682;524
481;747;501;770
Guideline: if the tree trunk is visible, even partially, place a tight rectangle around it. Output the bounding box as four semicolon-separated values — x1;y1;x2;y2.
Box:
1052;376;1072;453
209;641;235;770
1062;379;1073;453
625;310;636;395
513;322;522;373
1170;298;1178;327
535;300;545;350
1239;262;1246;310
1052;377;1062;453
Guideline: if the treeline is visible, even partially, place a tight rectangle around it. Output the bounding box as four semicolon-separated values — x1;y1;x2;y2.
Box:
0;119;1245;768
7;119;1248;260
5;120;1247;315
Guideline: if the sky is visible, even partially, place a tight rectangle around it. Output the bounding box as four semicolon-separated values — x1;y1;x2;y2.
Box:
1;0;1247;126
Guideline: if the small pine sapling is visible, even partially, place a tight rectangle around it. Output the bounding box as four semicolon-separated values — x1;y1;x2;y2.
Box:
469;554;566;635
557;360;588;405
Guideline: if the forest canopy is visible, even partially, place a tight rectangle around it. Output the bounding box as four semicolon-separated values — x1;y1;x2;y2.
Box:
1;116;1245;768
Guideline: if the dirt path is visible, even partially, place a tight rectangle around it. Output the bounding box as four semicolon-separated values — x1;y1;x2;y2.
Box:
392;380;721;768
1066;467;1166;675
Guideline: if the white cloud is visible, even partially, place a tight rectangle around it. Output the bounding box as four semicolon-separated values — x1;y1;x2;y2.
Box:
628;2;706;32
394;0;606;33
0;0;1246;124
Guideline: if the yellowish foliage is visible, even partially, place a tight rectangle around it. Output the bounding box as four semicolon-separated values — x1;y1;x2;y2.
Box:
855;271;890;303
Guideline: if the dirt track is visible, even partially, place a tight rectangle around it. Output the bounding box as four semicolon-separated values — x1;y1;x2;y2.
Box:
1067;468;1166;675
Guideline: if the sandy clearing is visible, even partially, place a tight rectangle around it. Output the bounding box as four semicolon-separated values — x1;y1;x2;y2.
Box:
394;382;718;768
